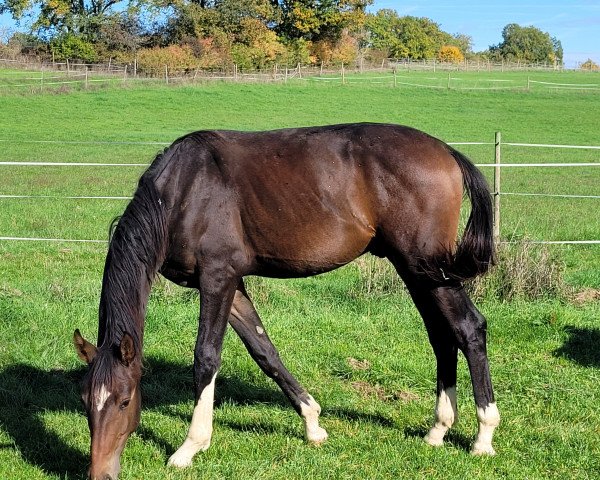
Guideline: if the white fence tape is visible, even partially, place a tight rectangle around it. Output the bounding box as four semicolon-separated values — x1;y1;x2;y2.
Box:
501;192;600;199
1;236;598;245
0;139;169;145
0;236;105;243
2;161;598;168
0;194;131;200
476;163;599;167
0;161;147;166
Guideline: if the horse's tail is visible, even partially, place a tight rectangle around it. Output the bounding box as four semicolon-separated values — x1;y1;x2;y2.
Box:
447;147;495;282
422;148;495;284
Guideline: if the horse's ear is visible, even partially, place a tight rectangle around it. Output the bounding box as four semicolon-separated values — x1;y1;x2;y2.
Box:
119;333;136;366
73;329;97;364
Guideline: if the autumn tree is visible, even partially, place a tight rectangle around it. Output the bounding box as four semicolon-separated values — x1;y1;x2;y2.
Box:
580;58;599;71
438;45;463;63
277;0;371;42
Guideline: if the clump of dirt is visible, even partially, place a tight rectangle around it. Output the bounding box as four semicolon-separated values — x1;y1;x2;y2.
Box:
347;357;371;370
350;380;419;403
573;288;600;305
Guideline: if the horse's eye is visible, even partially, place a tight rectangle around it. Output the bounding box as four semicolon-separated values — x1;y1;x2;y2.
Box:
120;399;131;410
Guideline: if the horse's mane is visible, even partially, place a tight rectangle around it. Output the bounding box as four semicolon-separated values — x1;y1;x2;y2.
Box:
96;155;169;355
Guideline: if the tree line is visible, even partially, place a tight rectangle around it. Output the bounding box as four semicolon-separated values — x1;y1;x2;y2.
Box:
0;0;565;72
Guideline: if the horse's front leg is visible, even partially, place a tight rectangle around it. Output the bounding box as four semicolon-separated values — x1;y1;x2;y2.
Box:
168;274;238;468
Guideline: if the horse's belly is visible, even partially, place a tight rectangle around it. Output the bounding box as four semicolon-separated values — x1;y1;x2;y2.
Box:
249;221;374;278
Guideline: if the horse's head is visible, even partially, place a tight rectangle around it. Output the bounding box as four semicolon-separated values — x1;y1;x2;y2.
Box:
73;329;142;480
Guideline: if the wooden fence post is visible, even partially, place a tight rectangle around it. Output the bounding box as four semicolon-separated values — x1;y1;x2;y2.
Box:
494;131;502;245
85;67;88;89
341;63;345;85
165;65;168;84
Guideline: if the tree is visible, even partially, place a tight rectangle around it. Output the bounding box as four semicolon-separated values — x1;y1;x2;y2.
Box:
365;10;454;59
580;59;599;71
277;0;371;43
490;23;563;64
0;0;131;38
438;45;463;63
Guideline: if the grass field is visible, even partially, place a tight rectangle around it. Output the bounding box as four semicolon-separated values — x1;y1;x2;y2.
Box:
0;70;599;479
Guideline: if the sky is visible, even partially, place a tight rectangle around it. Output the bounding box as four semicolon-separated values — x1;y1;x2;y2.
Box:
372;0;600;68
1;1;599;68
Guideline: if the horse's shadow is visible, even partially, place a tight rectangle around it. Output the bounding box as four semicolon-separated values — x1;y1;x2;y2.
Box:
2;357;394;478
0;357;292;478
553;326;600;368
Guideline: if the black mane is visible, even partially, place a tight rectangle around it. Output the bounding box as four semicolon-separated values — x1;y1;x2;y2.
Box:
96;155;169;354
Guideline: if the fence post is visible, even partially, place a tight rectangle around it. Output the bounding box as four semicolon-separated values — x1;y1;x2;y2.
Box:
165;65;168;84
447;72;451;90
494;132;502;245
85;67;88;89
341;63;345;85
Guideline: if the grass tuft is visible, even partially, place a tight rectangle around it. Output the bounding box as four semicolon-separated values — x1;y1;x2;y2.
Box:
469;240;569;301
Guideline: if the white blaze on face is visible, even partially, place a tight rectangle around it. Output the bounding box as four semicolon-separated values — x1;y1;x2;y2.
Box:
96;384;112;412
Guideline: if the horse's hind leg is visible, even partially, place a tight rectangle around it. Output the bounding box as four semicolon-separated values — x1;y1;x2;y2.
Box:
406;281;499;454
228;282;328;444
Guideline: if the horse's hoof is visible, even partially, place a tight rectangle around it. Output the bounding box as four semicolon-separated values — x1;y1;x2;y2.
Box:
167;452;193;469
471;442;496;456
167;438;211;468
424;433;444;447
307;426;328;445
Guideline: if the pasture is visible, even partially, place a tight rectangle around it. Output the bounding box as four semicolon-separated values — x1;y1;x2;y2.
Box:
0;70;599;479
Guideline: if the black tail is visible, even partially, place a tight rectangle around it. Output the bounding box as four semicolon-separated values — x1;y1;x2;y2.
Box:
422;148;495;284
98;155;169;348
447;147;495;282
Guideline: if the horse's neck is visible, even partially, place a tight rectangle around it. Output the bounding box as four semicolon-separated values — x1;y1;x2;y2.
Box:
97;250;154;350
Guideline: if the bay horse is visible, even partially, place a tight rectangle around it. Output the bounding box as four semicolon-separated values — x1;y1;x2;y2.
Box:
73;123;499;479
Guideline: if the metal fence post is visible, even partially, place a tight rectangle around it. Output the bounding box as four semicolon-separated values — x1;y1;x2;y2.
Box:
494;132;502;245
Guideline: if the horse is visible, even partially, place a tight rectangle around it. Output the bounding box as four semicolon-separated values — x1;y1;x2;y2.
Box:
73;123;499;480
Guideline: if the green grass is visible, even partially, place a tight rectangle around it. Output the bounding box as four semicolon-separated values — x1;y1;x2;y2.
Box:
0;70;599;479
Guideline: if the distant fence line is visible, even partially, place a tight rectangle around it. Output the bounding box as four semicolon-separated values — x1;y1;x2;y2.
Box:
0;135;598;245
2;57;599;93
0;56;574;75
